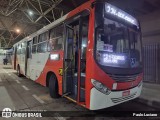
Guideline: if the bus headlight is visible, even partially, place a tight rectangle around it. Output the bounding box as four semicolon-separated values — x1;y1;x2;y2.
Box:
91;79;111;95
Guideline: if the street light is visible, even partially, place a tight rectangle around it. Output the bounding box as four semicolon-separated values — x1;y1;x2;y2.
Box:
16;28;20;33
28;10;33;16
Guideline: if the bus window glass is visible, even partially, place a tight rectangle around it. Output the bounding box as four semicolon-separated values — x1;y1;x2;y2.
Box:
48;25;63;51
32;37;37;53
37;42;47;53
32;45;37;53
17;44;21;54
17;49;21;54
39;32;48;43
81;23;88;59
21;48;25;54
80;16;89;74
27;41;32;58
21;42;26;54
22;42;26;48
129;31;142;66
33;37;38;44
66;27;74;59
95;18;142;68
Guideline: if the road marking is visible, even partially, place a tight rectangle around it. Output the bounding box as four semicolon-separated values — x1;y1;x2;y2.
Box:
15;80;20;84
32;94;45;104
54;113;66;120
22;85;29;91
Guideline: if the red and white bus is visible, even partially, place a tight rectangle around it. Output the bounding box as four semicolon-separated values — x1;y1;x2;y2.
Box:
12;0;143;110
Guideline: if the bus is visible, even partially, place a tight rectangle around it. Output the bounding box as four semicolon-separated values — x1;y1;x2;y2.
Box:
12;0;143;110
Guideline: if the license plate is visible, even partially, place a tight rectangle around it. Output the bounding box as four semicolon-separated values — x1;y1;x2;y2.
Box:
122;90;130;97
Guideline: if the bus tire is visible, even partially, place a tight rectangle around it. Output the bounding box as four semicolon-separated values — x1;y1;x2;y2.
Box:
49;74;60;98
17;65;22;77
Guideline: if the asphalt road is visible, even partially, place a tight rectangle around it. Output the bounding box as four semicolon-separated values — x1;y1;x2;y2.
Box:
0;65;159;120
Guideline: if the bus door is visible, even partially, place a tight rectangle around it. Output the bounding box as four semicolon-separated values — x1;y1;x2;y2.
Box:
63;25;74;97
26;40;32;77
20;42;27;75
63;14;89;103
29;37;38;80
14;46;17;70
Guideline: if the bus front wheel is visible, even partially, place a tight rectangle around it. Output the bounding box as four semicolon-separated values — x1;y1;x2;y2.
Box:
49;74;60;98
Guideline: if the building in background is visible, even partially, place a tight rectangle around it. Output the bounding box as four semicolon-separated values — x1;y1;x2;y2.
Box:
139;10;160;84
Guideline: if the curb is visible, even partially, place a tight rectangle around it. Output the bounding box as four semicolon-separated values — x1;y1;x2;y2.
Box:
136;97;160;110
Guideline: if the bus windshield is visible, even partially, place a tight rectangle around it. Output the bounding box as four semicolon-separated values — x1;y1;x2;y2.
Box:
96;18;142;69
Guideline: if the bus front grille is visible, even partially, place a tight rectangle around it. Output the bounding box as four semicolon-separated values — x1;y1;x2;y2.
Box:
111;92;137;103
108;74;140;82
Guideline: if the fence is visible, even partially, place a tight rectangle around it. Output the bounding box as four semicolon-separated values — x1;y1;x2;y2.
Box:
143;44;160;84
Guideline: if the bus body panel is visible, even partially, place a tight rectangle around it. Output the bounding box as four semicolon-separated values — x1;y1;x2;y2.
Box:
90;84;142;110
28;52;49;81
35;51;64;95
84;6;95;109
91;59;143;90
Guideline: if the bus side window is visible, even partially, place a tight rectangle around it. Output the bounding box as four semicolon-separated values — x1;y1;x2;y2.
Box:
21;42;26;54
37;32;48;53
28;41;32;58
32;37;37;54
33;36;38;44
32;45;37;53
48;24;63;51
37;42;47;53
38;31;49;43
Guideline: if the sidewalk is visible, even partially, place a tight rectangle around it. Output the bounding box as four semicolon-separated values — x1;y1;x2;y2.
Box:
136;82;160;109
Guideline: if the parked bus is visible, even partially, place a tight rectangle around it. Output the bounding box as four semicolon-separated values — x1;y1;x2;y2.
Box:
12;0;143;110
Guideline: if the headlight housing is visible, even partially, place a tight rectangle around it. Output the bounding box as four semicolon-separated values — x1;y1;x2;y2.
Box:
91;79;111;95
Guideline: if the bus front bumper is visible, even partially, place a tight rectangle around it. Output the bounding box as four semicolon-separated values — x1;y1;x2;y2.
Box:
89;84;142;110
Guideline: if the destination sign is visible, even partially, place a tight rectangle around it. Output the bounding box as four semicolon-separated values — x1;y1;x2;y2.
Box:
105;3;139;27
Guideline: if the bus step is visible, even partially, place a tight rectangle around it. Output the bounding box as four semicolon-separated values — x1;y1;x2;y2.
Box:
62;92;71;97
